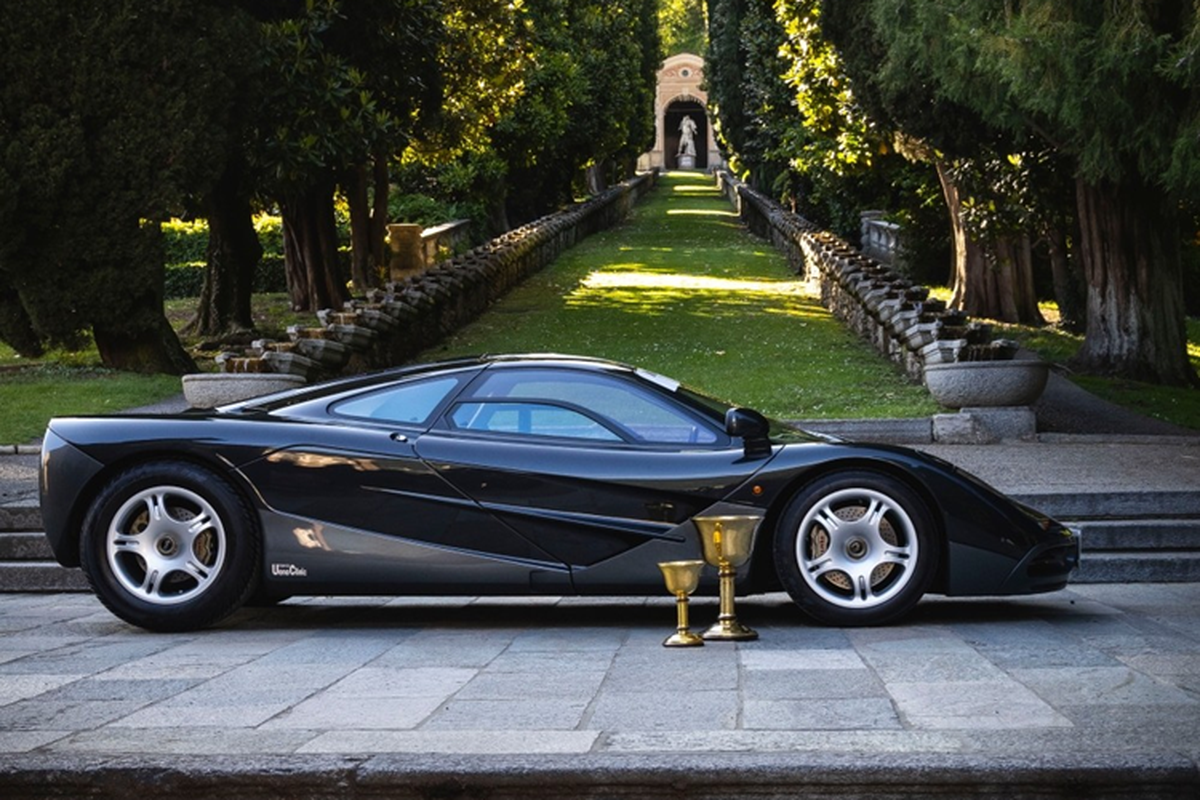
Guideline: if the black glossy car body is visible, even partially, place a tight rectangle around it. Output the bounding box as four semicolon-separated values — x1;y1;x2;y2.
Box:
40;354;1079;631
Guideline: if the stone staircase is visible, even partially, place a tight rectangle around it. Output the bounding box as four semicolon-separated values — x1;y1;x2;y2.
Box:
2;491;1198;592
1018;490;1200;583
0;502;89;592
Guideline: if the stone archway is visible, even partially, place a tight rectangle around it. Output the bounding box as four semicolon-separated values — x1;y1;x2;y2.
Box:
664;99;708;170
638;53;722;173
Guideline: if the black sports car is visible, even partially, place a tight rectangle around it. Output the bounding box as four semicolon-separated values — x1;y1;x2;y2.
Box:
39;354;1079;632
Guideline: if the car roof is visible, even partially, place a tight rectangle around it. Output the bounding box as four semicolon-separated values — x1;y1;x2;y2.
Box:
217;353;639;413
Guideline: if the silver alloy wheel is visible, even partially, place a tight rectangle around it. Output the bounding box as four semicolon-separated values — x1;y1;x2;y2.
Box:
105;485;226;605
795;487;918;609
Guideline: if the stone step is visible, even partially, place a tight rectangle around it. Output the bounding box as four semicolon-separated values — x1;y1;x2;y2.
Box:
0;532;55;561
1073;551;1200;583
0;562;90;592
0;504;41;532
1070;519;1200;551
1012;491;1200;521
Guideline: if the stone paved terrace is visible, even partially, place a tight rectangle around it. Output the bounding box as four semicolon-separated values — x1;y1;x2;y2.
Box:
1;582;1199;798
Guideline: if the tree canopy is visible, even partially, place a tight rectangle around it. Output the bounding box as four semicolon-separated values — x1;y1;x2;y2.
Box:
0;0;255;371
707;0;1198;385
0;1;662;369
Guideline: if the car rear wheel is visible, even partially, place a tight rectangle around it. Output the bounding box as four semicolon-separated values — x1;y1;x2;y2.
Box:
774;471;937;626
80;461;260;632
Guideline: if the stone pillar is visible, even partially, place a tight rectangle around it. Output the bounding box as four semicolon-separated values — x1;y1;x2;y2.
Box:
386;223;424;281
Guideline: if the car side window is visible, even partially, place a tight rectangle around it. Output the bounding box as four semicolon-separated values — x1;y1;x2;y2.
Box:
464;369;719;445
449;401;622;441
332;376;462;426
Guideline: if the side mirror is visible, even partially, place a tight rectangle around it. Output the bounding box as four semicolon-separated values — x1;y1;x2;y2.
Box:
725;407;772;458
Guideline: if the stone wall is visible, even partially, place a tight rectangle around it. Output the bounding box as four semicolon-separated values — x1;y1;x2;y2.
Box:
717;170;997;384
220;172;657;383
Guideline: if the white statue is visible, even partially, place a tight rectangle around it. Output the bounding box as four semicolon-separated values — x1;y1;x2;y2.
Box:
677;115;697;157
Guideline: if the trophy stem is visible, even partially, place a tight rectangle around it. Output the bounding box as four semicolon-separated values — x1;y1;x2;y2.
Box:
703;562;758;641
664;591;704;647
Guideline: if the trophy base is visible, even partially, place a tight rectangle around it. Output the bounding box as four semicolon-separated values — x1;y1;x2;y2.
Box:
702;619;758;641
663;630;705;647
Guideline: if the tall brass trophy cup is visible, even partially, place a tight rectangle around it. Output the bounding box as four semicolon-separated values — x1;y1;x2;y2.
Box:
657;560;705;647
692;515;762;641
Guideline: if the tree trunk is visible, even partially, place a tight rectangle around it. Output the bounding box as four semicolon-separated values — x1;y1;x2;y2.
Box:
346;163;374;294
937;161;1044;324
187;161;262;338
280;182;347;312
369;150;390;274
585;163;607;195
1046;225;1085;333
1074;176;1196;386
94;314;196;375
991;235;1044;325
935;161;989;313
0;280;44;358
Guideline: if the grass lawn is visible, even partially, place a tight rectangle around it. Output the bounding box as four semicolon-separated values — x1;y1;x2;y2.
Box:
418;173;940;420
0;365;181;444
0;296;316;443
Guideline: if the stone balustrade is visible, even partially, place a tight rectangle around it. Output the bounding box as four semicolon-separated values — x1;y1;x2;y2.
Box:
860;211;903;269
716;170;1052;442
385;219;474;277
717;169;1006;383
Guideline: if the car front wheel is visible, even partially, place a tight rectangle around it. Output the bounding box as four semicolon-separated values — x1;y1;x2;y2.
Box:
774;471;937;626
80;461;260;632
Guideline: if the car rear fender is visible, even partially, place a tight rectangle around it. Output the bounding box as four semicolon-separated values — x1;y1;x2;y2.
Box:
41;438;257;568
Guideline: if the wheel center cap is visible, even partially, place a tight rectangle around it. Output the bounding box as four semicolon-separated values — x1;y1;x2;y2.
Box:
156;537;178;557
845;538;868;559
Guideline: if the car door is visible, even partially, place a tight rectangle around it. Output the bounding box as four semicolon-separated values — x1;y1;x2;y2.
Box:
414;365;770;589
245;369;573;593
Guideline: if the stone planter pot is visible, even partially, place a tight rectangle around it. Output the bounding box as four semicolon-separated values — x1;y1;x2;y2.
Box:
182;373;306;409
923;359;1050;409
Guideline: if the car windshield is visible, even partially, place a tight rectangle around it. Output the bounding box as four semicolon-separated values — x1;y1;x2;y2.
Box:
669;382;825;444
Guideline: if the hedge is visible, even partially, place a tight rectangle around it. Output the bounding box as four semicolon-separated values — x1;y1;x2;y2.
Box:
161;216;288;299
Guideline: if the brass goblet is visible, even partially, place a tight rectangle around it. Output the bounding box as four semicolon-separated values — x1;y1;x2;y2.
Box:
692;515;762;641
657;560;706;647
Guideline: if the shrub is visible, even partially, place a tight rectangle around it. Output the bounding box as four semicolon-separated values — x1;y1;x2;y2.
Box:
164;262;206;299
161;218;210;266
161;214;288;299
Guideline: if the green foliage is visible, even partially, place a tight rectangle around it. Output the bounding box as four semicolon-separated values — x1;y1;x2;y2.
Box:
660;0;707;56
253;2;405;192
0;1;257;369
159;215;288;300
867;1;1200;198
704;0;754;177
776;1;881;177
161;219;211;267
430;0;661;225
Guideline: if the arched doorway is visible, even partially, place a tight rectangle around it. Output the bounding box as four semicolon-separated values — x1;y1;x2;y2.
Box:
664;100;708;170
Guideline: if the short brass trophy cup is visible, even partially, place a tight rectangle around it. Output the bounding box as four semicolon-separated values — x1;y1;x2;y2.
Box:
657;560;706;647
692;515;762;641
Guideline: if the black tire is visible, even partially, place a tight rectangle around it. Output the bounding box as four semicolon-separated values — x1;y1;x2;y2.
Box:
773;471;938;626
79;461;260;632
